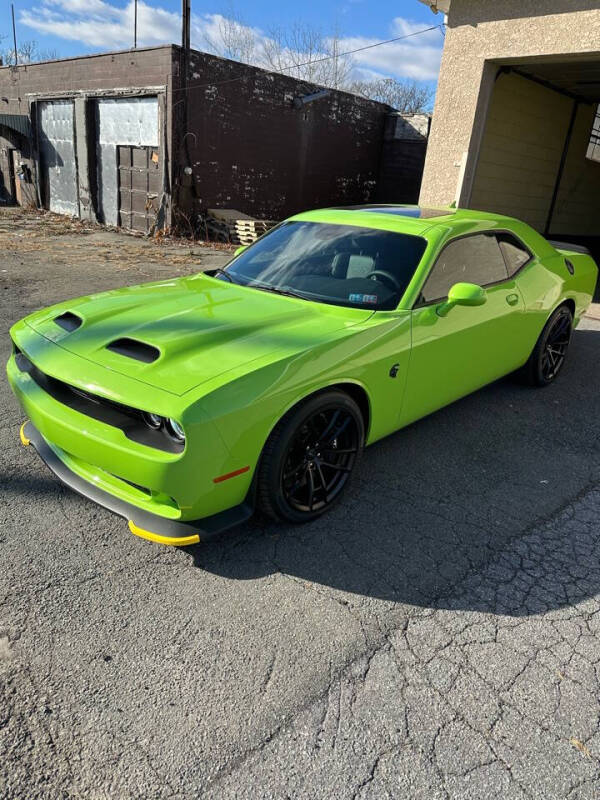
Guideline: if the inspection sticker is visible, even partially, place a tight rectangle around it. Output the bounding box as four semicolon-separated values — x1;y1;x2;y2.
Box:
349;293;378;304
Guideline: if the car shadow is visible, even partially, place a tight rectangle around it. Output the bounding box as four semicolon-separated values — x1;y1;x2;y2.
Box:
186;326;600;616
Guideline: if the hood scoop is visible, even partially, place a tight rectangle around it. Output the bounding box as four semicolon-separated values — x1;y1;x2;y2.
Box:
106;337;160;364
54;311;82;332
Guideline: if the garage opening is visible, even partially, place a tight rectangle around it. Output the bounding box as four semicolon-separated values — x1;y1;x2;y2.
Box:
468;58;600;299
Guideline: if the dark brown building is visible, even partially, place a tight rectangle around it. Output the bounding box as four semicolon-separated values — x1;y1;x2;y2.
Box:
0;45;428;233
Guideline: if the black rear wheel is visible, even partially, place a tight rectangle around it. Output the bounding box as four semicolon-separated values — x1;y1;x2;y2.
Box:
257;391;364;523
521;305;573;387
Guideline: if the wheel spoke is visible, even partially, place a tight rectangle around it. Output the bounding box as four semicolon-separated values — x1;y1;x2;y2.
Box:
320;461;352;473
323;416;351;445
319;409;341;442
287;471;306;498
307;468;315;511
316;462;328;493
321;447;358;455
283;464;300;481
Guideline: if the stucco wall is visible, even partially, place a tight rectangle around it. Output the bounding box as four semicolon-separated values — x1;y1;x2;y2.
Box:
420;0;600;207
469;72;573;231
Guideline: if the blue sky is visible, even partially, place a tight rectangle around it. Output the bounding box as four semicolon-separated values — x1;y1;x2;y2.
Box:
2;0;443;95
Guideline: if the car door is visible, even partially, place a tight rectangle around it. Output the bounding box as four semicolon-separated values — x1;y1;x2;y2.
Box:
400;231;529;426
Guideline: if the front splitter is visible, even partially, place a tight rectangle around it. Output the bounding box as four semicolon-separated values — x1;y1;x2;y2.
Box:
20;421;254;545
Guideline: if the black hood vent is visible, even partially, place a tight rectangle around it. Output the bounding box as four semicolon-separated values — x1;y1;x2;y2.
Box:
54;312;82;332
106;337;160;364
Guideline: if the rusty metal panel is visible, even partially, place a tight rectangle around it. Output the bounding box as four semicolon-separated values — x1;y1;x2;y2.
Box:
38;100;78;216
96;97;158;227
117;144;159;233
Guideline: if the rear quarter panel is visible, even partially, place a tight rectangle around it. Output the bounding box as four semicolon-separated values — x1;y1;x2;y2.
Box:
515;250;596;357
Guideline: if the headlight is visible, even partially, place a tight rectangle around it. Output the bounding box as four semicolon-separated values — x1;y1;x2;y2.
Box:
166;418;185;442
142;412;163;430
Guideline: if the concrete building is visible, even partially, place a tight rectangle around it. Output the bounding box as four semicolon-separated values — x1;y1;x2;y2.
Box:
419;0;600;250
0;45;429;234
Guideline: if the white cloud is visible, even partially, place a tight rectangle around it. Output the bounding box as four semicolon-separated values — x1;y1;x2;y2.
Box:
336;20;443;82
21;0;181;49
19;2;442;83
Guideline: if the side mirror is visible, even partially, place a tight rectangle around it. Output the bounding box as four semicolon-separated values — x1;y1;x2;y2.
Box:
436;282;486;317
234;245;248;257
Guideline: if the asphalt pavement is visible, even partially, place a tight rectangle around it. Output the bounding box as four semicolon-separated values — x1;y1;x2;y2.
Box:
1;209;600;798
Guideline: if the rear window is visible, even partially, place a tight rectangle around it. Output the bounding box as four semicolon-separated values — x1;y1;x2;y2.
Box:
497;233;531;275
224;221;427;310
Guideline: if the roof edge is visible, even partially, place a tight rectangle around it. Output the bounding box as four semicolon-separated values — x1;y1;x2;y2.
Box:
417;0;451;14
0;44;174;71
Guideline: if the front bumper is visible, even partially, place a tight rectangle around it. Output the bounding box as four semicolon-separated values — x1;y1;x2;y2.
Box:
20;421;253;545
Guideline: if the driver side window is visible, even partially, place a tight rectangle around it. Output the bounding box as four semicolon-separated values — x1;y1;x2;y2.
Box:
420;233;509;304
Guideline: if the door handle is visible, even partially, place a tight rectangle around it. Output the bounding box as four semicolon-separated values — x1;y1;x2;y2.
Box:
506;293;520;306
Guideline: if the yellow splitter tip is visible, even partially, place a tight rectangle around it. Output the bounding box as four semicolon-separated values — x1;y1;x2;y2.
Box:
127;520;200;547
19;421;30;446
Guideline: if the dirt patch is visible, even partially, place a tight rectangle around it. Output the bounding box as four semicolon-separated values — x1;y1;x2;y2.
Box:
0;207;232;288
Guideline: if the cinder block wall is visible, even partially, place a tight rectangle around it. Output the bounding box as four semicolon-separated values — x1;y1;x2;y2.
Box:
0;47;174;219
376;113;430;204
172;48;389;221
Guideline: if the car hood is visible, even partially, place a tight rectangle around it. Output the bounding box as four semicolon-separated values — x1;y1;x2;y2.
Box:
25;274;373;395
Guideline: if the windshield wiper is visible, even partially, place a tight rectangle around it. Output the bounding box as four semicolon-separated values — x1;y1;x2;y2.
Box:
250;281;306;299
211;268;236;283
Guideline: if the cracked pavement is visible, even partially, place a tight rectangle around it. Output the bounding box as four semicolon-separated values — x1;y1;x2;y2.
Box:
1;209;600;798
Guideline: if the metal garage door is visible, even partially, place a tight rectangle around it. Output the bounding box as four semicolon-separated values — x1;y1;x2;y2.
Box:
96;97;159;228
38;100;78;216
117;145;160;233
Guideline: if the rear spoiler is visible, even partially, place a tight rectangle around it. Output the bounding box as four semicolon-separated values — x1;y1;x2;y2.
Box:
547;239;591;255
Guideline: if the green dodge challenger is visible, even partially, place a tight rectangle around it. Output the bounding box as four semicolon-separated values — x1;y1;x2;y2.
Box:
7;206;598;545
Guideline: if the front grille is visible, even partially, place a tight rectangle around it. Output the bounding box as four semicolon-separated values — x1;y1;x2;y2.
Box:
15;352;183;455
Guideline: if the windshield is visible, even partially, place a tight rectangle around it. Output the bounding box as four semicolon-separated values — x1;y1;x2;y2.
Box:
221;221;427;311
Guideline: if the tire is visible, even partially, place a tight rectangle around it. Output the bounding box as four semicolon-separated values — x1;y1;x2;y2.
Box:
520;305;573;387
257;390;365;523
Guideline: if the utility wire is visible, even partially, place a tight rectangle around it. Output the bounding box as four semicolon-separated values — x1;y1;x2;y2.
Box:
173;24;443;95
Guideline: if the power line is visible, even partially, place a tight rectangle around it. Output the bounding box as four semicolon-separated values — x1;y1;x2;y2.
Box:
173;24;443;95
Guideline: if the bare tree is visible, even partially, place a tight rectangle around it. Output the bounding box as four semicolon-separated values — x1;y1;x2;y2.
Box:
348;77;432;112
1;39;59;66
202;14;258;64
203;9;354;91
261;24;353;89
200;10;431;103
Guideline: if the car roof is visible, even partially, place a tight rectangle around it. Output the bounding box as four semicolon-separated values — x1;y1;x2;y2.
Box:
290;205;524;235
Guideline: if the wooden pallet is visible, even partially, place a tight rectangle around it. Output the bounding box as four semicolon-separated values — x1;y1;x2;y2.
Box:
204;209;277;245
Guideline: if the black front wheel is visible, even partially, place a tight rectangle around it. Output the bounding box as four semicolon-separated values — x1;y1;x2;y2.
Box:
521;305;573;387
257;391;364;523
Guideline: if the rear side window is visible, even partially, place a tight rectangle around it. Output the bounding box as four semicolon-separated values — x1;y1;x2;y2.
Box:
420;233;508;304
497;233;531;275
